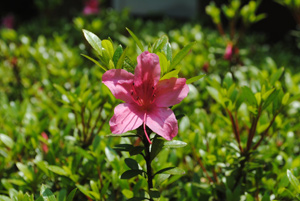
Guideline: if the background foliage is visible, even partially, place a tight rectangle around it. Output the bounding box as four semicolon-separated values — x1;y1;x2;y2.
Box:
1;0;300;200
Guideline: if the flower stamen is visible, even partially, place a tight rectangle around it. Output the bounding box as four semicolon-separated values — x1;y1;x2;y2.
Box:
143;113;152;144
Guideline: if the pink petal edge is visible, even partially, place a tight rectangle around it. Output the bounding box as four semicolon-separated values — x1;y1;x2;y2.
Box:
146;107;178;141
102;69;134;103
155;77;189;107
109;103;144;134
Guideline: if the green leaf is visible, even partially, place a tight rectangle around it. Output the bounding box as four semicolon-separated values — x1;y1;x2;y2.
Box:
287;169;300;194
121;170;143;179
241;86;257;106
126;28;144;52
282;92;290;105
116;47;128;69
76;184;98;200
162;42;172;61
125;158;139;170
0;195;12;201
112;45;123;67
66;188;77;201
262;88;275;100
122;189;133;199
81;54;107;71
41;185;57;201
155;174;170;187
127;197;146;201
16;162;33;181
160;68;180;80
114;144;133;152
155;167;185;175
102;39;114;59
0;133;14;149
90;180;99;195
149;189;160;198
152;35;168;53
47;165;68;176
157;52;168;76
262;90;279;110
129;146;144;156
186;74;206;84
169;42;195;70
270;67;284;85
150;137;165;161
82;29;102;56
164;140;187;148
154;167;176;176
106;132;138;138
206;86;224;107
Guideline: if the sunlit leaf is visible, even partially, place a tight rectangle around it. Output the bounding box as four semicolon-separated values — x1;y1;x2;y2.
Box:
82;29;102;56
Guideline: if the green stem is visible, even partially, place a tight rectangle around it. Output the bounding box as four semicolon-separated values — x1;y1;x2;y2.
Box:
139;128;153;198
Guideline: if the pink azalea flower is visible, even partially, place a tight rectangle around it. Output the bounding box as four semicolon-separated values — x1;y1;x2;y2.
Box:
41;132;49;153
83;0;99;15
224;43;233;61
102;51;189;143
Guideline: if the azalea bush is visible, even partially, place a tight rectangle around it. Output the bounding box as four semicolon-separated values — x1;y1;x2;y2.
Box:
1;4;300;200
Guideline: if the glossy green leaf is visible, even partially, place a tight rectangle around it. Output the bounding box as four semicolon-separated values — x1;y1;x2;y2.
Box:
41;185;57;201
0;133;14;149
16;163;33;181
47;165;68;176
155;174;170;187
150;137;165;161
156;167;185;175
125;158;139;170
112;45;123;67
152;35;168;53
164;140;187;148
114;144;133;152
102;39;114;59
162;42;172;61
66;188;77;201
160;68;180;80
126;28;144;52
157;52;168;76
81;54;107;71
82;29;102;56
169;42;194;70
121;170;143;179
129;146;144;156
287;169;300;194
186;74;206;84
116;47;128;69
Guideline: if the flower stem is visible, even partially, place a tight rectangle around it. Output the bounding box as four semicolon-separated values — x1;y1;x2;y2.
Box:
145;139;153;191
138;127;153;197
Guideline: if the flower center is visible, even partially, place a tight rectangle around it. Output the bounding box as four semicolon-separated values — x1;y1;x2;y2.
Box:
130;82;156;110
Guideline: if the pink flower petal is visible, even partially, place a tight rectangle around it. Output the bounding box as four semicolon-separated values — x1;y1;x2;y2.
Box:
110;103;144;134
134;51;161;87
102;69;134;103
155;78;189;107
146;107;178;140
